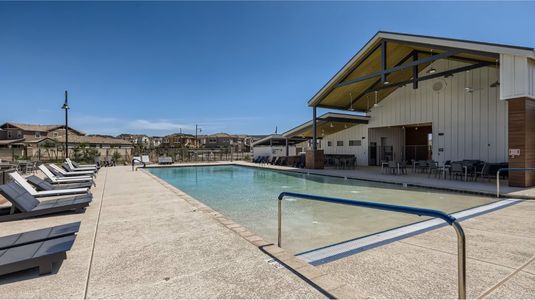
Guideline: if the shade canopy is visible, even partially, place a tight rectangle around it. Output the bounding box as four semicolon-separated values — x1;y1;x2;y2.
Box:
252;135;308;147
283;112;369;139
308;31;534;112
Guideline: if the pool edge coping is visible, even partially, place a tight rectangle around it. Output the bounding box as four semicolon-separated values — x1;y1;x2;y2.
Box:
139;168;360;299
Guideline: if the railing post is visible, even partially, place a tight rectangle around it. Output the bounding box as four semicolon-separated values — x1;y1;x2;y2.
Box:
496;169;501;198
452;221;466;299
277;198;282;248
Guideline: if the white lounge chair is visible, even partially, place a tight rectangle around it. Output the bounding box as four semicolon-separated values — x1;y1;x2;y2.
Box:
65;158;97;171
8;172;89;198
141;155;150;164
49;164;95;177
38;165;94;185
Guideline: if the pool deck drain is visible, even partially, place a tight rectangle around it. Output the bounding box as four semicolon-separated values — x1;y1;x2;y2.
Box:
297;198;522;265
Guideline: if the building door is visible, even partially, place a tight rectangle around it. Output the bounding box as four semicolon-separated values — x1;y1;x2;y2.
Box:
369;142;377;166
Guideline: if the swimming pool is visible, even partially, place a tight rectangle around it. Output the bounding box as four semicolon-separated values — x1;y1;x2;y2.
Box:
148;165;494;254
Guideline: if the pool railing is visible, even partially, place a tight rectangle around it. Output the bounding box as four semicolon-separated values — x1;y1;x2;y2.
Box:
277;191;466;299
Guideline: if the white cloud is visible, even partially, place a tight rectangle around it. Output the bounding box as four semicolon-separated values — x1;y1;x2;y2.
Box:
127;119;193;132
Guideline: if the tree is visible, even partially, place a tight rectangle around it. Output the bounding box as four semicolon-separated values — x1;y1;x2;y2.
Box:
41;141;56;161
112;150;122;163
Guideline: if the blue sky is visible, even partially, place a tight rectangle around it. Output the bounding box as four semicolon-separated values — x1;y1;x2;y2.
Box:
1;1;534;136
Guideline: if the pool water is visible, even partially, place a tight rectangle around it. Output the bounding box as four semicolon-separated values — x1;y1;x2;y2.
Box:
148;165;494;254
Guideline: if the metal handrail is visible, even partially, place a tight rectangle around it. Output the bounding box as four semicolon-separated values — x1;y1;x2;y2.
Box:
277;191;466;299
496;168;535;197
131;158;146;171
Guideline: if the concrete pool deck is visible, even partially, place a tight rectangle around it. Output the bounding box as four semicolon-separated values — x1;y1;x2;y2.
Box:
0;163;534;298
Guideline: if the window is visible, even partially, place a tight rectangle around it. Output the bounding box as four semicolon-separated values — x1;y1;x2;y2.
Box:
17;131;22;138
35;132;41;138
336;141;344;147
7;131;12;138
327;141;332;147
349;140;362;146
53;132;59;137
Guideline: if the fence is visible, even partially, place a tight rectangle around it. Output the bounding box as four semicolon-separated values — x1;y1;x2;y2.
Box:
134;148;252;163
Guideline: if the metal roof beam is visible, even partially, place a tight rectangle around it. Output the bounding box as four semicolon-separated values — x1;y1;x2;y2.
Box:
337;49;461;88
362;61;492;94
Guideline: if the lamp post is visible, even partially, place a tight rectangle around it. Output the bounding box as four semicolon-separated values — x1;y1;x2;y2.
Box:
195;124;202;148
61;90;70;159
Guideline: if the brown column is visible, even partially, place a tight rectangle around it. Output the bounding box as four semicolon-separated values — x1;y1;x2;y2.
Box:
508;97;535;187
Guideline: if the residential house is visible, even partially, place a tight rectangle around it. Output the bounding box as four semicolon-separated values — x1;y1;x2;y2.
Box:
0;122;133;161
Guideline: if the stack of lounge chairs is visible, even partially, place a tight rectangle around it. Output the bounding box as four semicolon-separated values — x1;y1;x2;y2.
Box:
0;158;97;278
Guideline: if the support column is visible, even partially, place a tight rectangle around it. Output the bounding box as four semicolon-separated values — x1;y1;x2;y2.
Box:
312;106;317;151
306;106;324;169
508;97;535;187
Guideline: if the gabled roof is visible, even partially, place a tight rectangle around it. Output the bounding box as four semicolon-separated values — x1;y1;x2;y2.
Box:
283;112;369;139
0;122;85;135
308;31;535;111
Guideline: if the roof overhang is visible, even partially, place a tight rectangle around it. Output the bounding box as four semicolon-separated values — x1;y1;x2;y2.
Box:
252;135;308;147
283;112;369;139
308;31;535;111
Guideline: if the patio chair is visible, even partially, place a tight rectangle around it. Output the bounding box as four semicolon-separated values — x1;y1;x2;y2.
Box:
449;162;465;180
49;164;95;177
0;181;92;222
65;158;98;172
26;175;92;190
398;161;407;174
8;172;89;198
0;222;80;276
62;163;97;175
387;161;398;174
474;163;492;181
270;157;277;165
38;165;94;185
141;155;150;164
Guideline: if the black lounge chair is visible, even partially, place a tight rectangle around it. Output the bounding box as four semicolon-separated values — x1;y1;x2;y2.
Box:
0;182;92;222
27;175;92;191
0;222;80;276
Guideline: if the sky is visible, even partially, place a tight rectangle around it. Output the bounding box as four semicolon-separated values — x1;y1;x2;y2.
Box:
1;1;535;137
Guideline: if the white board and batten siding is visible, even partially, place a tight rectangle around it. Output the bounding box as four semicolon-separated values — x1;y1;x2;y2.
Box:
321;125;369;165
500;55;535;100
322;59;509;164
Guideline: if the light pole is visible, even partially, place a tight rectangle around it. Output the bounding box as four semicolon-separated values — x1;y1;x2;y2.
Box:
61;90;70;159
195;124;202;148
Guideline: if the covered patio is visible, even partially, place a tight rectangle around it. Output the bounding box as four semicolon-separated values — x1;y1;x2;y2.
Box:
304;31;535;187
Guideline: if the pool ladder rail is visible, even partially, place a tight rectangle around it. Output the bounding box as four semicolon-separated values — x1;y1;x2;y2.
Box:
277;191;467;299
131;158;146;171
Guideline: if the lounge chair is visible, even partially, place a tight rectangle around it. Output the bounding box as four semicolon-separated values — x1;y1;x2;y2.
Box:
38;165;94;185
0;222;80;276
26;175;92;190
8;172;89;198
158;157;173;165
67;158;98;168
49;164;95;177
141;155;150;164
0;182;92;222
65;158;98;172
62;163;97;175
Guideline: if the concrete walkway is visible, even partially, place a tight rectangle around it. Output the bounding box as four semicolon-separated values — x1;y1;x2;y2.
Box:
0;167;322;298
